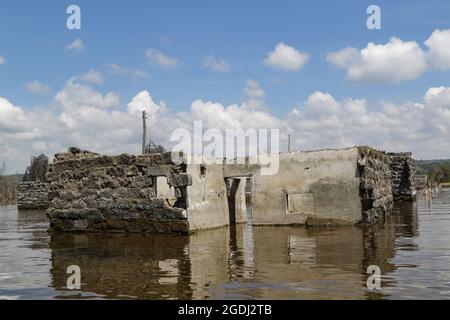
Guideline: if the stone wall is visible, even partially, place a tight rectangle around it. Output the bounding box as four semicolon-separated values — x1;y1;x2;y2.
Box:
46;146;415;233
387;152;416;200
357;147;394;224
17;181;50;210
46;147;192;233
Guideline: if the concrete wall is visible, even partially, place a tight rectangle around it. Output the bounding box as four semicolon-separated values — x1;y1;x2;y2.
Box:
186;163;229;231
251;148;362;226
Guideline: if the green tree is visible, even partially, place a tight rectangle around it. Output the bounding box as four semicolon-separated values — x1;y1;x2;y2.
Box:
23;154;49;182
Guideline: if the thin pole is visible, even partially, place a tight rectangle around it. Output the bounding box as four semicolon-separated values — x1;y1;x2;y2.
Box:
288;134;291;153
142;110;147;155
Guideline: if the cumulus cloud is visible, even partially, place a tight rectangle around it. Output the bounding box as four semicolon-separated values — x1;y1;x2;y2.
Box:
79;70;104;84
264;43;309;72
203;55;230;72
66;38;85;52
2;80;450;173
327;37;428;83
127;91;163;117
145;49;178;69
425;29;450;70
0;97;26;133
25;80;50;95
0;56;5;65
54;81;119;110
285;88;450;159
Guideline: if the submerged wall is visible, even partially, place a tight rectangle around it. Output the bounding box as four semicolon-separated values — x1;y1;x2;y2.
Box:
46;145;413;234
186;163;229;231
17;181;50;210
47;148;191;233
251;148;362;226
387;152;416;200
358;147;394;224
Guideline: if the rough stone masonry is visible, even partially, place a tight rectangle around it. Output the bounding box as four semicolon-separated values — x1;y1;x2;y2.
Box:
46;147;192;233
17;181;50;210
387;152;416;200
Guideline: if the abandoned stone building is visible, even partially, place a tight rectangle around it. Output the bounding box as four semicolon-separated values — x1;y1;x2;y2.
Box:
44;146;416;234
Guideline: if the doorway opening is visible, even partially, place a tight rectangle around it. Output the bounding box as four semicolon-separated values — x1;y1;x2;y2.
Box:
225;175;253;226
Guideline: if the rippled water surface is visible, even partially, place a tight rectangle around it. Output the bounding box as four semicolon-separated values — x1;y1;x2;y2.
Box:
1;190;450;300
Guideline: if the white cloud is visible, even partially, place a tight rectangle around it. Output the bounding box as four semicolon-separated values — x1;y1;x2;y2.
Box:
145;48;178;69
243;79;265;99
203;55;230;72
127;91;163;117
66;38;85;52
79;70;104;84
425;29;450;70
327;37;428;83
3;81;450;173
107;63;129;75
54;81;119;110
0;97;26;133
25;80;50;95
264;43;309;72
106;63;149;79
190;100;281;131
0;56;5;65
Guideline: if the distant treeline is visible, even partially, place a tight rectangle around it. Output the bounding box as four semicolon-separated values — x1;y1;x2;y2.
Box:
0;164;18;205
416;160;450;185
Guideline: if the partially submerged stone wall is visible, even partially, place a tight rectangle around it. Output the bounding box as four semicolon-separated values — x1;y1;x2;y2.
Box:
357;147;394;224
387;152;416;200
17;181;50;210
46;146;416;234
47;148;191;233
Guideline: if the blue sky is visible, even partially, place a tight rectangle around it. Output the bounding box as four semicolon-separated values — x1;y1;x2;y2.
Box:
1;0;449;113
1;0;450;172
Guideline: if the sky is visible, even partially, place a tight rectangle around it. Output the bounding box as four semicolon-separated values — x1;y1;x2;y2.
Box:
1;0;450;173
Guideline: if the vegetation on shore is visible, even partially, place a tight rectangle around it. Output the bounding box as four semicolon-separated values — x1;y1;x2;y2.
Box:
416;160;450;186
0;163;17;205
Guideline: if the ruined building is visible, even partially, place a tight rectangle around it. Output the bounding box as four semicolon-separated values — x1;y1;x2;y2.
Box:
45;146;416;234
17;181;50;210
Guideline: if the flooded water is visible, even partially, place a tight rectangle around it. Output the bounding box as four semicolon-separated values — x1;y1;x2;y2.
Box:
1;190;450;300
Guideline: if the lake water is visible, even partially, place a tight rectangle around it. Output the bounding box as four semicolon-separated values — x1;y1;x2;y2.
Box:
1;189;450;300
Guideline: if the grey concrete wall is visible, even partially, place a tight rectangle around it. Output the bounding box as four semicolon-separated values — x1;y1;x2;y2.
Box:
186;163;229;231
251;148;362;226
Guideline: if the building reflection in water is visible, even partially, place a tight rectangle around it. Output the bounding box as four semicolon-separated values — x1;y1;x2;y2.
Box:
46;201;419;300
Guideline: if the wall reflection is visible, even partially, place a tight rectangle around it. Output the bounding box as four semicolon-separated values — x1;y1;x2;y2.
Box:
46;200;419;299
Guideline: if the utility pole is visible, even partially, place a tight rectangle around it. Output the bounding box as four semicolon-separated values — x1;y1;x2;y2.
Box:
288;134;291;153
142;110;147;155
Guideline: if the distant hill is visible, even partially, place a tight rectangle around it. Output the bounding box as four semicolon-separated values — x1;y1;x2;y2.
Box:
415;159;450;176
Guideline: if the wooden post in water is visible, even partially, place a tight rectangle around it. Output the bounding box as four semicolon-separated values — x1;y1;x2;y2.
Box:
142;110;147;155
